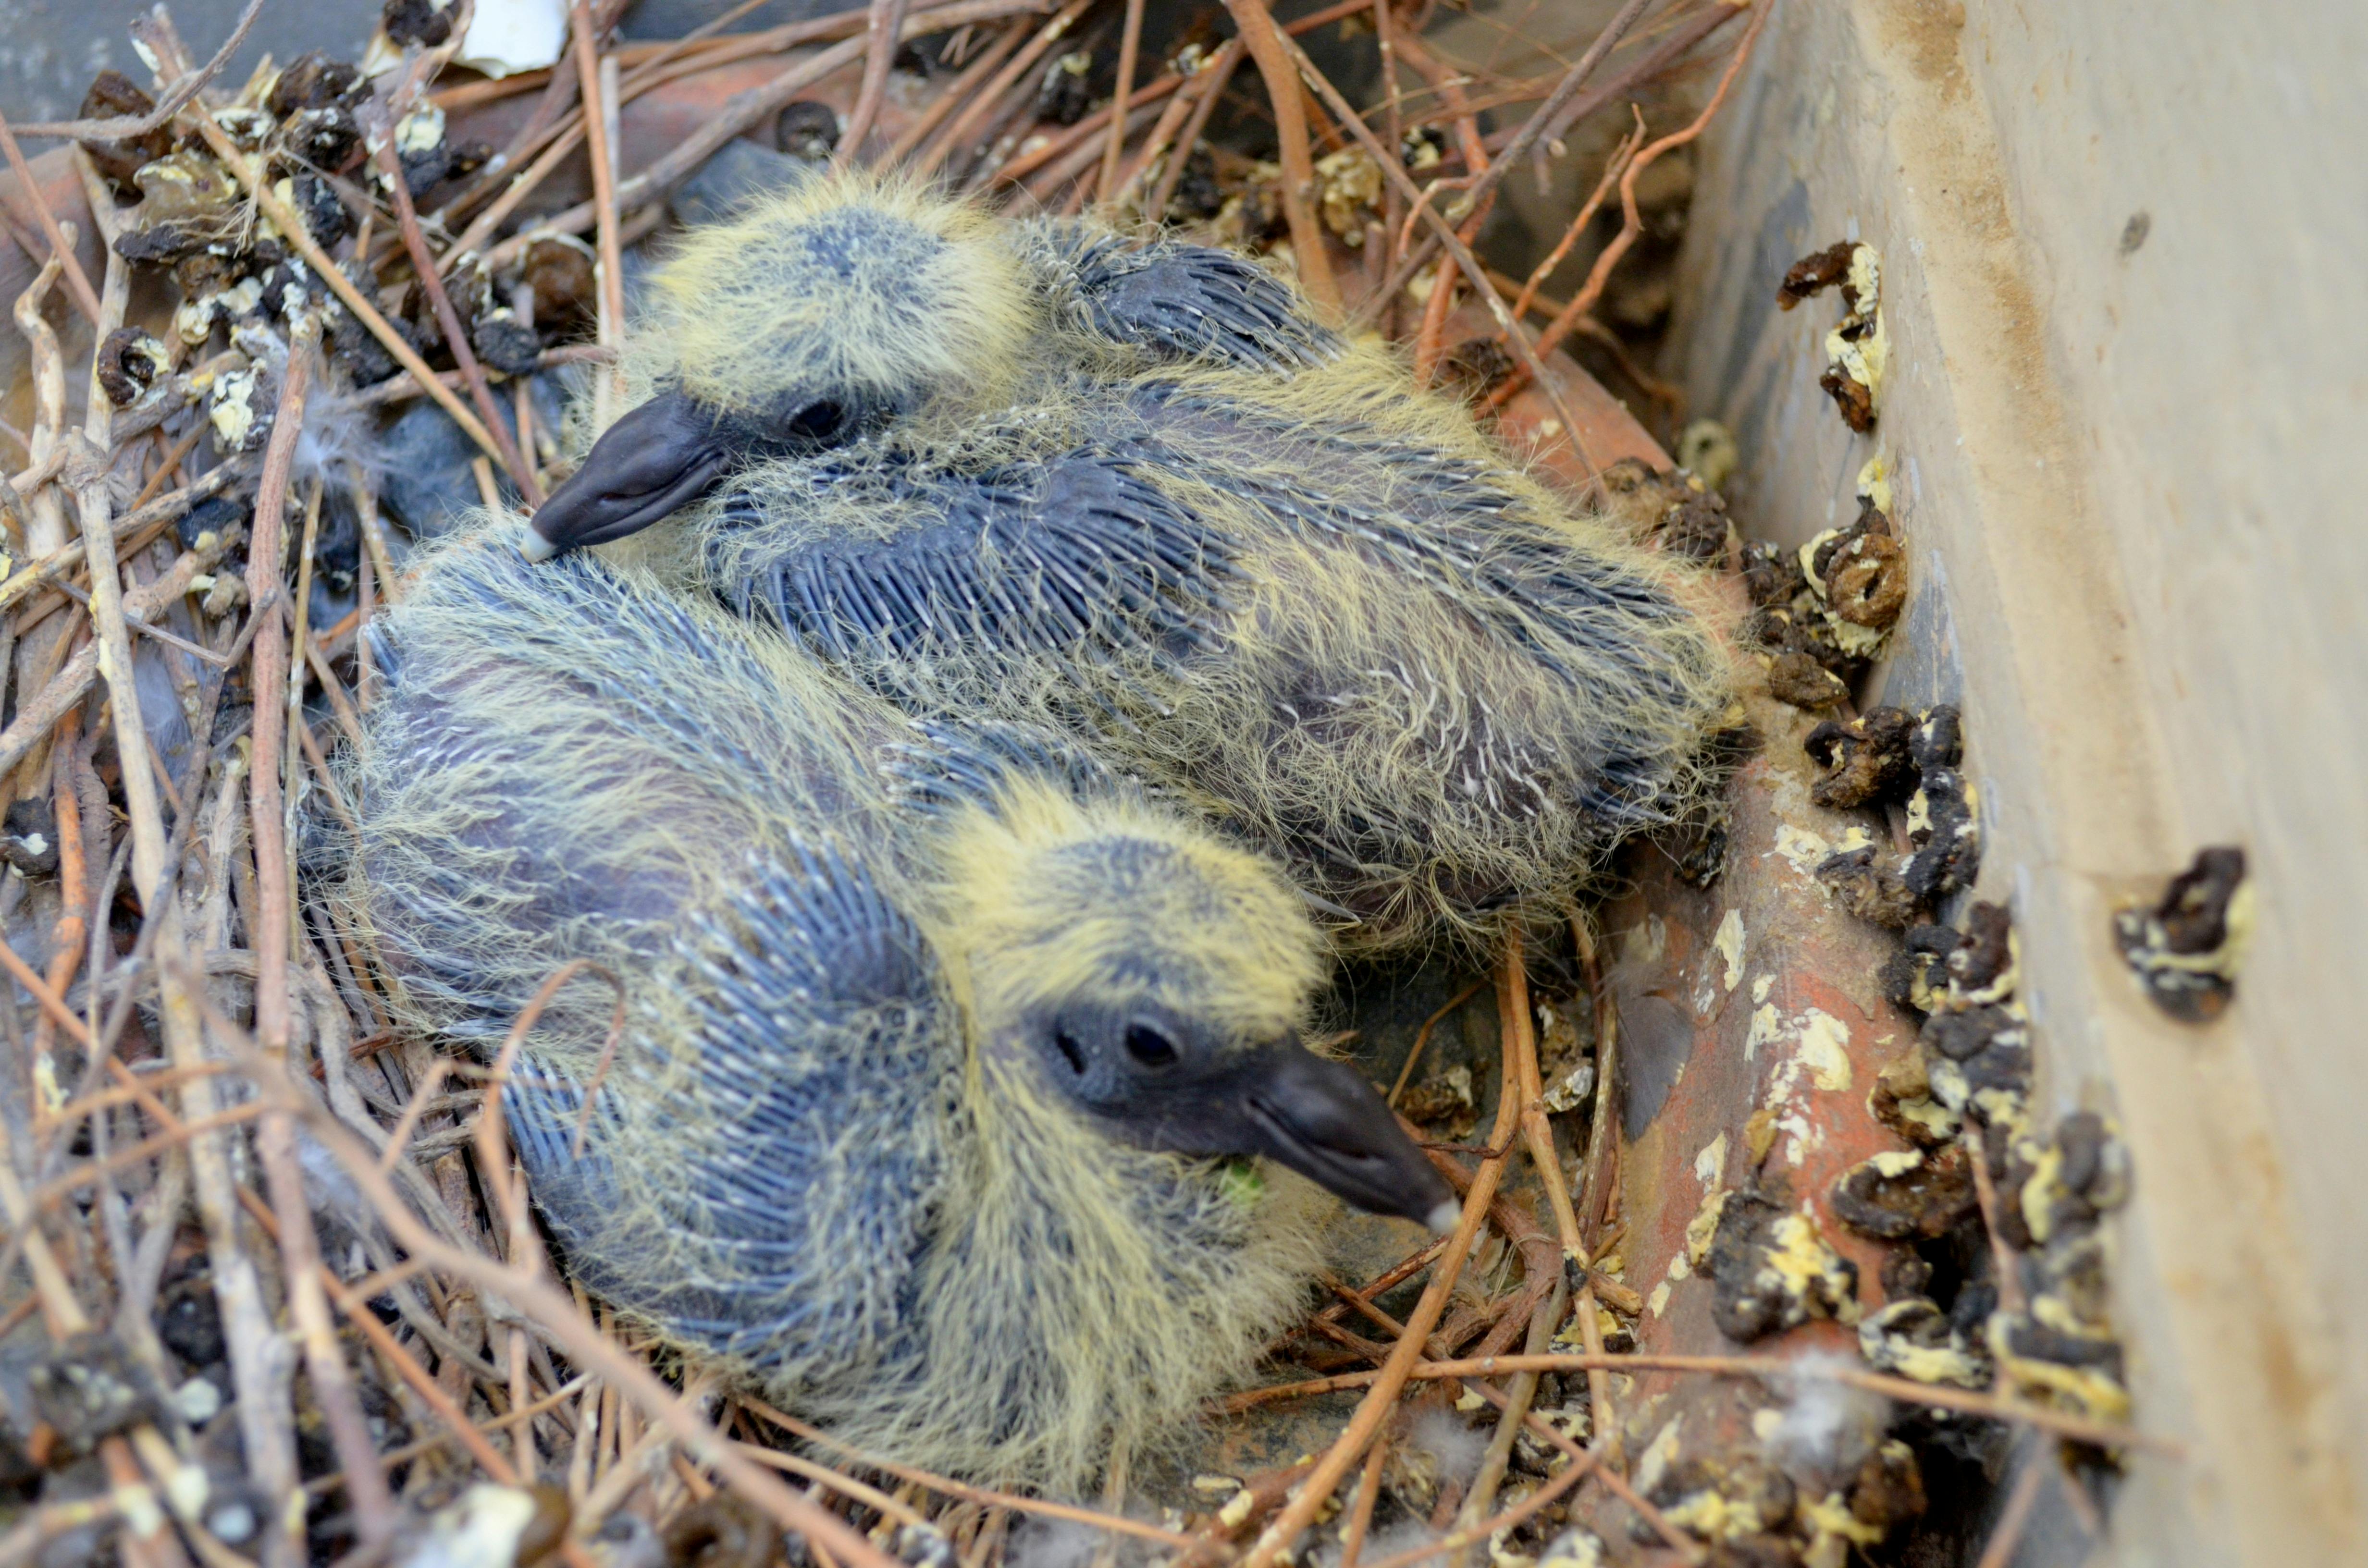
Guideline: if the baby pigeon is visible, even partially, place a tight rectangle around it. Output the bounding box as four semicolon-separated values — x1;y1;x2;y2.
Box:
525;175;1733;953
328;525;1451;1488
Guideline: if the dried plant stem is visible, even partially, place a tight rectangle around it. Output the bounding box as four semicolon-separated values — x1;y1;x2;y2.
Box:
1111;49;1215;209
1097;0;1147;208
1336;1438;1387;1568
1471;1379;1695;1563
1499;0;1769;400
1014;98;1169;199
1220;0;1341;317
189;117;506;465
11;252;68;562
217;1025;908;1568
497;0;1041;265
0;110;98;322
914;0;1095;179
6;0;264;141
373;141;544;504
1395;36;1489;385
1505;121;1639;322
1491;928;1615;1475
839;0;913;164
745;1398;1198;1546
0;463;242;614
1455;0;1653;224
572;0;630;426
1508;0;1744;160
50;228;236;1565
1370;0;1405;328
1227;1353;2170;1452
883;17;1029;165
1386;979;1481;1106
1239;945;1526;1568
1142;41;1241;221
1454;1276;1567;1568
1973;1451;2048;1568
0;550;223;780
0;1127;196;1568
1274;28;1597;476
449;0;927;243
1365;1416;1608;1568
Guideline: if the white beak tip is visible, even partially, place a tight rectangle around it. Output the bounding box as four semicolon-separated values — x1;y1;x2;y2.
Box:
1425;1200;1462;1235
517;529;560;563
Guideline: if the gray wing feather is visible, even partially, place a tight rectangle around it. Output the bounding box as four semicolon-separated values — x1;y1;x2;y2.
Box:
510;843;944;1371
1030;221;1338;371
722;446;1237;679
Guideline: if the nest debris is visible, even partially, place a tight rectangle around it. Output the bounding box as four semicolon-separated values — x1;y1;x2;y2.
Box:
0;0;2153;1563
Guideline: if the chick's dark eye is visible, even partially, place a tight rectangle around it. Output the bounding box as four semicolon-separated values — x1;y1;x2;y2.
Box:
786;400;846;441
1124;1025;1179;1068
1052;1028;1087;1077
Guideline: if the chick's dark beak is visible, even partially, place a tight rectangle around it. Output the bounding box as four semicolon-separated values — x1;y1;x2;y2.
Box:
1237;1042;1458;1232
522;389;733;560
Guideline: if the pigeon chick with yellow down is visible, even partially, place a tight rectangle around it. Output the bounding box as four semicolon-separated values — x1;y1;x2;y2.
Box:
327;524;1452;1489
523;174;1733;955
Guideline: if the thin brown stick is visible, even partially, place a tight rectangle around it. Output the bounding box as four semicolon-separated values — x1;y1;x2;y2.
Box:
1220;0;1341;316
1450;0;1653;227
201;1001;906;1568
1239;948;1526;1568
1273;28;1597;477
0;1125;196;1568
1226;1353;2174;1453
1109;51;1201;207
883;17;1029;165
1395;34;1490;386
1355;3;1734;332
373;140;543;503
1506;118;1639;322
1097;0;1147;209
912;0;1095;178
571;0;630;424
495;0;1042;264
1482;1380;1696;1562
1456;1279;1566;1568
0;462;243;614
731;1444;931;1528
1965;1126;2029;1318
1506;0;1743;159
1499;0;1768;397
743;1399;1198;1547
839;0;914;164
1143;42;1241;221
1370;0;1405;328
1973;1449;2049;1568
1388;979;1482;1105
1337;1438;1387;1568
1492;929;1611;1489
7;0;264;140
0;110;98;321
1012;98;1169;198
189;118;506;465
1362;1426;1604;1568
445;0;910;247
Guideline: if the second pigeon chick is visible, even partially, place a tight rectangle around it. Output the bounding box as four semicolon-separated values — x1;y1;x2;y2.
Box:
526;175;1736;954
327;525;1451;1488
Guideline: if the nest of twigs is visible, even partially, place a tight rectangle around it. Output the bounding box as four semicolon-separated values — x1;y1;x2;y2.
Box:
0;0;1786;1562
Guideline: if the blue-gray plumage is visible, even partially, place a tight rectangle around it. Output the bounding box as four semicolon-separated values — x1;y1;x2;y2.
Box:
330;525;1451;1486
526;176;1732;953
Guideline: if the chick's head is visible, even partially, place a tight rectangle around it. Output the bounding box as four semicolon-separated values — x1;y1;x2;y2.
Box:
928;780;1455;1230
653;173;1031;417
525;175;1032;558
